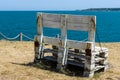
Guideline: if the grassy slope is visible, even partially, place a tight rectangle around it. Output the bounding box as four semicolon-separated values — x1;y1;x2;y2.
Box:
0;40;120;80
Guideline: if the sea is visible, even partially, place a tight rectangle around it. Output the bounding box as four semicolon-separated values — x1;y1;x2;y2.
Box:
0;11;120;42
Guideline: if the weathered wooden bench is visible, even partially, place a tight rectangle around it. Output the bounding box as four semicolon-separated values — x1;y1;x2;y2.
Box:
34;13;108;77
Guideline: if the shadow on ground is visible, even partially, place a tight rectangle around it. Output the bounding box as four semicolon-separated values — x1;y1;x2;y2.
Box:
11;59;84;77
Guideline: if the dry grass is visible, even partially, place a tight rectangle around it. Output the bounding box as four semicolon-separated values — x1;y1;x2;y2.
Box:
0;40;120;80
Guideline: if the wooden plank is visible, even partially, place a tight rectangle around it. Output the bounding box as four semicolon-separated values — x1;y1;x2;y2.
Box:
42;20;61;28
67;15;92;24
42;13;61;22
95;47;108;57
37;13;62;28
43;36;59;46
68;53;86;61
67;15;95;31
95;46;108;52
42;13;61;28
67;40;93;50
95;66;104;71
67;23;90;31
95;57;105;62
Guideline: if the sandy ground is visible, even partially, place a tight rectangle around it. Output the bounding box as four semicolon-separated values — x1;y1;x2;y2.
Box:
0;40;120;80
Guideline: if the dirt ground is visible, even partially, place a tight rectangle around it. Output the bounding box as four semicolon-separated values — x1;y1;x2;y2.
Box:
0;40;120;80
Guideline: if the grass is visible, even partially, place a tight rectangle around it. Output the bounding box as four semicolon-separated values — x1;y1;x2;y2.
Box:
0;40;120;80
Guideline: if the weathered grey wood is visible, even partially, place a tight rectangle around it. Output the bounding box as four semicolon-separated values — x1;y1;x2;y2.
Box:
20;33;23;41
38;13;96;31
67;15;92;23
42;20;61;28
37;13;62;28
67;15;94;31
95;46;108;58
38;14;45;59
43;36;59;46
83;48;96;77
67;23;90;31
34;35;41;62
67;40;93;50
42;13;61;28
61;15;68;66
42;13;61;22
36;13;44;60
85;56;95;70
95;57;105;62
95;46;108;52
34;35;44;59
88;17;96;51
95;66;104;71
68;53;85;61
37;13;42;35
57;15;68;70
36;13;44;59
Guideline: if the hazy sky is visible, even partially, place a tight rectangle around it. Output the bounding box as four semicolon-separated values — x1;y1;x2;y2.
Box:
0;0;120;10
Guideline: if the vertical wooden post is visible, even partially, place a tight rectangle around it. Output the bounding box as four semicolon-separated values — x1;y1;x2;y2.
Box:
84;17;96;77
34;36;40;63
20;33;22;41
83;43;95;77
37;13;42;35
88;17;96;51
34;13;44;63
57;15;68;70
37;13;44;59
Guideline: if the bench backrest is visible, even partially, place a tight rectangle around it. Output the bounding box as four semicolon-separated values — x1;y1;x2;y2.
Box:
36;13;96;50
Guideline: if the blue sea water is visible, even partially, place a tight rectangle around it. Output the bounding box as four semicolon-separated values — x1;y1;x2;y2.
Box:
0;11;120;42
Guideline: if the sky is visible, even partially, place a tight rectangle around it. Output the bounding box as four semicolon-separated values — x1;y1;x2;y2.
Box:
0;0;120;10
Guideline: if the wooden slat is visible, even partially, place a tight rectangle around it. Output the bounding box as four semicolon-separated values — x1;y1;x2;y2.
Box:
95;57;104;62
95;66;104;71
42;13;61;22
67;15;95;31
67;23;90;31
67;40;93;50
43;36;59;46
42;20;61;28
95;46;108;52
42;13;61;28
67;15;91;23
68;53;86;60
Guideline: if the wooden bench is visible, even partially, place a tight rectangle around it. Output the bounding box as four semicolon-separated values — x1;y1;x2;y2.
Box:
34;13;108;77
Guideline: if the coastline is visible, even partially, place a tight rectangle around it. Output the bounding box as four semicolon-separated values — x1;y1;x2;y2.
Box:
0;40;120;80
